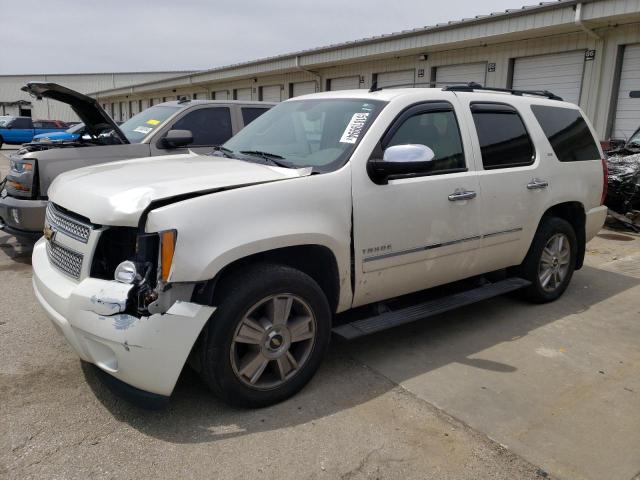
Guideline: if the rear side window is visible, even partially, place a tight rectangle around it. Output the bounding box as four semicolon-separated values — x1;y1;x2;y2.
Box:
242;107;269;126
12;118;32;129
471;103;534;169
531;105;600;162
171;107;232;146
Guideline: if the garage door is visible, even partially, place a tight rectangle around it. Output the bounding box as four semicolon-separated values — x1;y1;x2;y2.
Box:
435;63;487;87
193;91;208;100
261;85;282;102
376;70;415;88
292;81;316;97
512;51;585;105
329;76;360;90
234;88;252;101
213;90;229;100
612;44;640;140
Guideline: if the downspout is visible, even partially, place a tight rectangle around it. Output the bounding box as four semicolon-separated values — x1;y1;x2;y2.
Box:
295;55;322;92
575;2;601;40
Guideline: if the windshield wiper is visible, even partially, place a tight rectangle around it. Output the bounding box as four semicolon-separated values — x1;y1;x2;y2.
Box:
210;145;234;157
239;150;292;168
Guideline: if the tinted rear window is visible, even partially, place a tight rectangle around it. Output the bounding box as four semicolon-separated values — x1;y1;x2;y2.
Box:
531;105;600;162
471;103;535;169
241;107;270;126
11;118;32;129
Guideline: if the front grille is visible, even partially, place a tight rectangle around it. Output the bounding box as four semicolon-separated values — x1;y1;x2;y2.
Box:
46;241;84;279
46;203;91;243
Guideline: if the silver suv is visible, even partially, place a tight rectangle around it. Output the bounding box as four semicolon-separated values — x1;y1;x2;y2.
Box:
0;82;274;238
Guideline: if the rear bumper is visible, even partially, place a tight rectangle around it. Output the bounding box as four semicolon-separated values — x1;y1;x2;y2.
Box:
0;194;47;237
585;205;608;241
32;238;215;396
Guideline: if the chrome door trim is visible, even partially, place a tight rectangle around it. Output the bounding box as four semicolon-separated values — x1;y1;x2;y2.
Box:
362;227;523;263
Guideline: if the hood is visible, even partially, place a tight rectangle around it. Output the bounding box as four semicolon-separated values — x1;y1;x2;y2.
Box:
48;152;312;226
21;82;128;144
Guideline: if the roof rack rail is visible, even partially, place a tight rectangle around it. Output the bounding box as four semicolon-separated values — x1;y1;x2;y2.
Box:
442;82;563;101
369;81;464;92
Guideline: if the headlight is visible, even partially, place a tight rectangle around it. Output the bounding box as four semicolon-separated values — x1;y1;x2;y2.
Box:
114;260;138;284
9;159;34;174
6;159;37;198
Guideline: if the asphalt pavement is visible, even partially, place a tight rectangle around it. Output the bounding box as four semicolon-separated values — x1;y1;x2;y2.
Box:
1;146;639;480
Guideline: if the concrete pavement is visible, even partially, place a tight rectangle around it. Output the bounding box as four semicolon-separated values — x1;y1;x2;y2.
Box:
1;147;639;480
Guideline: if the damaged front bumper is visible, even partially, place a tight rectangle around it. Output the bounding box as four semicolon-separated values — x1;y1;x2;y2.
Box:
32;238;215;397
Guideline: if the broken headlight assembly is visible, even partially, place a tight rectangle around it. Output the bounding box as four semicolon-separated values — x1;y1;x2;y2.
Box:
91;228;177;314
6;158;37;198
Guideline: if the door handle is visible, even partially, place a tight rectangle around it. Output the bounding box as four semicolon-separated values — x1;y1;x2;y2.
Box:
448;190;477;201
527;179;549;190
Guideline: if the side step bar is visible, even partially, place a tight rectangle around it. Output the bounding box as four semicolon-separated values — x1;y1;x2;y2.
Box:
332;277;531;340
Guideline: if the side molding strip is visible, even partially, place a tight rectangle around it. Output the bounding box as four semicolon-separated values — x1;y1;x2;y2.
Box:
362;227;523;263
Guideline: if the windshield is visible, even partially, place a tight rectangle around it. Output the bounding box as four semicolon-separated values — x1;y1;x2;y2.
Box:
628;128;640;147
224;98;385;172
0;116;12;127
119;105;181;143
67;123;85;134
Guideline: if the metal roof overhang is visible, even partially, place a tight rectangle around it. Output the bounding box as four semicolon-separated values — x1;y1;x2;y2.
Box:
91;0;640;99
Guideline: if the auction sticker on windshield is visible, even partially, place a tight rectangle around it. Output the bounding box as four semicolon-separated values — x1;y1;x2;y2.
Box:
340;112;370;144
146;119;161;126
134;126;152;134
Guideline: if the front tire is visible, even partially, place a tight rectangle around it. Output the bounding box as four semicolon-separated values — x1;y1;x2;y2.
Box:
517;216;577;303
199;263;332;408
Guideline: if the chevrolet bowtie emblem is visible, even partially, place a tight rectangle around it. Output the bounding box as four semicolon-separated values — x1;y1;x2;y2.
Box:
43;226;56;242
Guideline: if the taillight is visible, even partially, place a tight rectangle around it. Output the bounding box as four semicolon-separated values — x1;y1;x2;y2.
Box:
601;158;608;206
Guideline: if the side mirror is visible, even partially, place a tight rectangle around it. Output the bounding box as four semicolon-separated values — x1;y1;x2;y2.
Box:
160;129;193;148
368;144;436;184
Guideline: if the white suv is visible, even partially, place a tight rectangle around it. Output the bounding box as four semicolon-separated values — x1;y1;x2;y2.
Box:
32;86;608;408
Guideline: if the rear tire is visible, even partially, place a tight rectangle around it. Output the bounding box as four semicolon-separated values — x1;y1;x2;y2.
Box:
199;263;332;408
516;217;577;303
0;136;4;149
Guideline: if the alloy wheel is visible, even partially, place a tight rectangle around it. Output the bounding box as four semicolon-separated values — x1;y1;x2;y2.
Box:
538;233;571;292
230;294;317;390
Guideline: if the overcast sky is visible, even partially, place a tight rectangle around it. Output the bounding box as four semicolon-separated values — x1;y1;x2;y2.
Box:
0;0;529;75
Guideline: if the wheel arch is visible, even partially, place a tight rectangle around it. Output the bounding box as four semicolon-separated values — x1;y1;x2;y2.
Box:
540;201;586;270
193;244;343;314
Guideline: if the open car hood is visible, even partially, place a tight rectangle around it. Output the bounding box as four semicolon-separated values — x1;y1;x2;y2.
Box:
21;82;128;144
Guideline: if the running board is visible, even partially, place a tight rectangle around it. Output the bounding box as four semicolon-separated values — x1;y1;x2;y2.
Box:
332;277;531;340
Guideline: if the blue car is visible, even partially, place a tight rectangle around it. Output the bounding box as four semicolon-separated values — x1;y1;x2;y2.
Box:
31;123;86;143
0;116;68;147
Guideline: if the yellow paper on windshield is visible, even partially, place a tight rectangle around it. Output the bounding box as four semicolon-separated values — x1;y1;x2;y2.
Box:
146;119;161;125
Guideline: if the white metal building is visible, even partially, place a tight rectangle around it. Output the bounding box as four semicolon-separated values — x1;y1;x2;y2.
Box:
0;71;195;121
91;1;640;140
